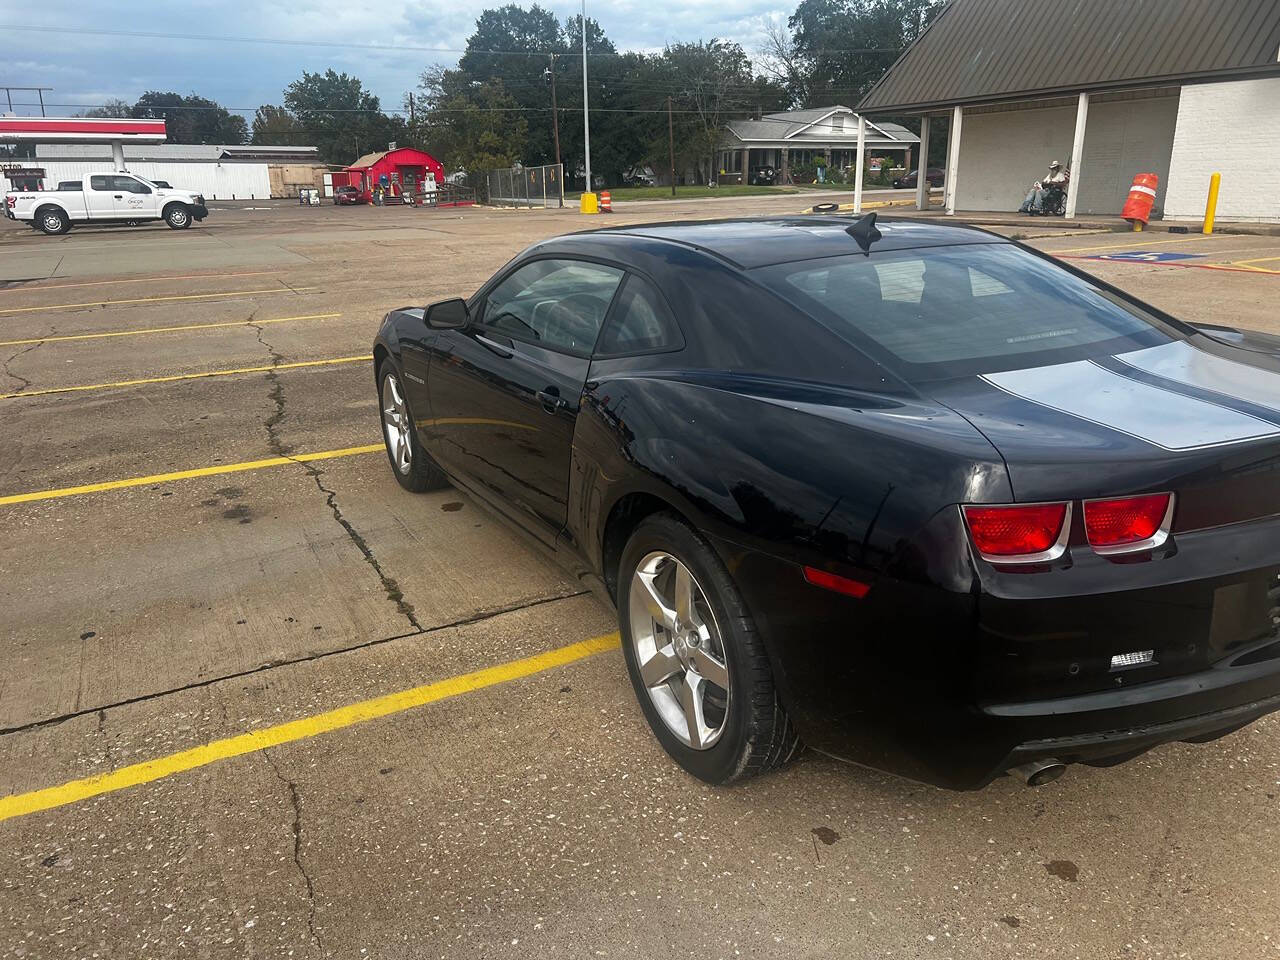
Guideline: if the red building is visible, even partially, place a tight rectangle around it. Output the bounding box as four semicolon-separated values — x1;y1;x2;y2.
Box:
336;147;444;202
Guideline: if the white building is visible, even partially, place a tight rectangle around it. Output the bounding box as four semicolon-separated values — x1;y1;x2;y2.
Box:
857;0;1280;222
32;143;325;200
717;106;920;184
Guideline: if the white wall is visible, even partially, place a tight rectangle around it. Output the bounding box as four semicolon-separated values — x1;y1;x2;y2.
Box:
35;161;271;200
955;96;1179;215
1165;77;1280;223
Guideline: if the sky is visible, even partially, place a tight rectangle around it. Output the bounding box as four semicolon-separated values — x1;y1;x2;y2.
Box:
1;0;791;118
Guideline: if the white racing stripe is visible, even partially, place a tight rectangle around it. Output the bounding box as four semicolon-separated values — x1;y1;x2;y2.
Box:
1114;341;1280;415
982;359;1280;451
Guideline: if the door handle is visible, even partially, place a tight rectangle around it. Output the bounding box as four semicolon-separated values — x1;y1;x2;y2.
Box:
113;194;123;199
537;387;566;414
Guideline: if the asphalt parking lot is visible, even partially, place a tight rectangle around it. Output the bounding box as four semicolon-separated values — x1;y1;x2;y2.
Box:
2;198;1279;960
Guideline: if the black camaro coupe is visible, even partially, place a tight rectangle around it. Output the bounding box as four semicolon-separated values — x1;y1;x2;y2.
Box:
372;216;1280;790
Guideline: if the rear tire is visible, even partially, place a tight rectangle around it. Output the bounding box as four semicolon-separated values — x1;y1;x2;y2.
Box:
618;513;800;784
37;208;69;236
164;204;191;229
379;366;448;493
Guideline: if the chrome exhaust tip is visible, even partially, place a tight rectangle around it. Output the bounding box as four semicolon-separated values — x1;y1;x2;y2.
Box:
1008;759;1067;787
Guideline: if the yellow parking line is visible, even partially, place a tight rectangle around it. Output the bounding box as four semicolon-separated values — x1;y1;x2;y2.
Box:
0;631;621;825
2;355;370;400
0;270;278;295
0;443;384;507
1049;235;1228;255
0;312;340;348
0;287;316;317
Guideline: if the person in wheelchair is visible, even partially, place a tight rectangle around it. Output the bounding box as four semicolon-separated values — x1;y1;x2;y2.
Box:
1018;160;1069;215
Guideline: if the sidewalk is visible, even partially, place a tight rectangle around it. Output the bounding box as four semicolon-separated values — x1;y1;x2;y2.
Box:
873;205;1280;237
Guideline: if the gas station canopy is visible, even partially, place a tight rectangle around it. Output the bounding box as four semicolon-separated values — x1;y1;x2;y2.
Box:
0;117;167;142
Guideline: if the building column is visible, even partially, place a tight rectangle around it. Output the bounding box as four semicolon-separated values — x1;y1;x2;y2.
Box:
741;147;750;185
944;106;962;215
1065;91;1089;219
904;147;913;175
111;140;126;172
853;114;867;213
915;117;931;210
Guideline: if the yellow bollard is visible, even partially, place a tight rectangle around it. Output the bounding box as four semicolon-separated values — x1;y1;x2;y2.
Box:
1132;220;1144;232
579;192;599;215
1203;172;1221;235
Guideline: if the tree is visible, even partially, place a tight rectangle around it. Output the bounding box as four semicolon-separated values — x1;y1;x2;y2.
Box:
130;91;247;144
78;99;133;119
788;0;945;107
252;105;308;145
284;69;404;163
412;70;528;184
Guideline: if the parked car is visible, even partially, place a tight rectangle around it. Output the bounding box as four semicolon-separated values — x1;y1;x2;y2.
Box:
333;185;365;206
892;167;945;189
749;165;777;186
4;172;206;234
623;166;656;187
372;216;1280;791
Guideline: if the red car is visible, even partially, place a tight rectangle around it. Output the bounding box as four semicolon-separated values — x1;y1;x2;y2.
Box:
333;185;365;205
893;168;945;189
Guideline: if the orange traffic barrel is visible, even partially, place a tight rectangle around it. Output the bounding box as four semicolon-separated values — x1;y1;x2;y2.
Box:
599;190;612;213
1121;173;1159;226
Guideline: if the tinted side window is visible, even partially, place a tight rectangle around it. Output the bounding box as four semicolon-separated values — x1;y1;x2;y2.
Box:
595;275;683;356
114;176;151;194
482;259;624;355
89;175;112;191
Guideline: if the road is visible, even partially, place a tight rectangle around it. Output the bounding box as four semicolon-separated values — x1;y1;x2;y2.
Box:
1;197;1278;960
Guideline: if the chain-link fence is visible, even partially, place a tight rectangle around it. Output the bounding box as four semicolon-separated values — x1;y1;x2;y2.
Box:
485;164;564;208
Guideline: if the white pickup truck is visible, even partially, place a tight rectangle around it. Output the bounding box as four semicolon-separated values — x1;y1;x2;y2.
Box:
4;172;208;235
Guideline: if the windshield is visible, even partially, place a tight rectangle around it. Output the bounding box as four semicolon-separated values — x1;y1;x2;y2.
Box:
755;243;1182;381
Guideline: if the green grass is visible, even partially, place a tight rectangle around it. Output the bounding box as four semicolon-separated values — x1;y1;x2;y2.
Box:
565;184;800;202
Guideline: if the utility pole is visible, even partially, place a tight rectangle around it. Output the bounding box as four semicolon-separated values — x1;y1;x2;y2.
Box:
545;53;561;171
581;0;592;192
667;96;676;196
408;92;415;125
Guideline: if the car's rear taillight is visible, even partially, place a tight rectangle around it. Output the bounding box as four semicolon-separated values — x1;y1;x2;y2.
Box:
1083;493;1174;555
4;196;14;209
962;502;1070;563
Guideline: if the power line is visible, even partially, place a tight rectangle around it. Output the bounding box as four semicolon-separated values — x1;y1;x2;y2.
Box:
0;23;903;57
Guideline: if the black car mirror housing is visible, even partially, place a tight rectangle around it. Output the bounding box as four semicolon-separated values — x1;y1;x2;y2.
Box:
425;298;469;329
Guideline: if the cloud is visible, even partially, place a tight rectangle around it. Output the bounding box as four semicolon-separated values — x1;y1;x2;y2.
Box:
3;0;792;116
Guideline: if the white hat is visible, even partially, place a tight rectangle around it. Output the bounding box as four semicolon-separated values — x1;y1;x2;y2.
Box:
1049;160;1062;168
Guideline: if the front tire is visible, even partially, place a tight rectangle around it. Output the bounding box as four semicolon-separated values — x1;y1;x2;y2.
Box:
618;513;800;784
164;204;191;229
379;366;448;492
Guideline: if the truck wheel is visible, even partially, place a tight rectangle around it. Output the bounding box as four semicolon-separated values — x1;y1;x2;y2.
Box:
164;204;191;230
38;208;69;236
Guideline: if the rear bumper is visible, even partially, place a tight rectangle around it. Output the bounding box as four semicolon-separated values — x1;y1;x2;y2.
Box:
712;518;1280;790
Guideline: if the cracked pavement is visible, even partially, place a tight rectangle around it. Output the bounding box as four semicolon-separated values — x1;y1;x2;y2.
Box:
1;201;1279;959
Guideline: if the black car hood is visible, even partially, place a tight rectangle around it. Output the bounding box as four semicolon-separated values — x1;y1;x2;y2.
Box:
925;332;1280;505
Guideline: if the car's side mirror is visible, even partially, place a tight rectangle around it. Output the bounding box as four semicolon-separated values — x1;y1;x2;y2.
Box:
424;297;469;329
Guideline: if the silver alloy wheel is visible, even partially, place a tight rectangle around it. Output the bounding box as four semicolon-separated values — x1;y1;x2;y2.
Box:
42;212;63;232
169;207;188;226
628;551;731;750
381;372;412;475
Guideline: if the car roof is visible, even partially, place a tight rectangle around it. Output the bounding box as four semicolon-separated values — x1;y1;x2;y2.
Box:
573;216;1008;269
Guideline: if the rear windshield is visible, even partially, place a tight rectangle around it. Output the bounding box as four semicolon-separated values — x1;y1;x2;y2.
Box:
755;243;1181;381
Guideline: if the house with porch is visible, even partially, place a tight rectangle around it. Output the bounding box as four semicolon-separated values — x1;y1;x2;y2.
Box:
854;0;1280;222
717;106;919;184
